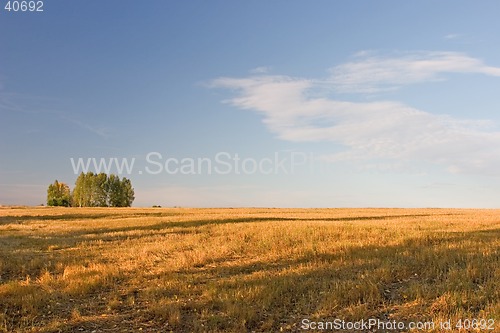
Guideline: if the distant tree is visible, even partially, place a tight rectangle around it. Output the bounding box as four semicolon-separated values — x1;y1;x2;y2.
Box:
71;172;134;207
93;173;109;207
119;177;135;207
72;172;89;207
47;180;71;207
106;174;122;207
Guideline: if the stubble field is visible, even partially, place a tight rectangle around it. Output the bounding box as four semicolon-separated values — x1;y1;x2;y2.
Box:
0;207;498;332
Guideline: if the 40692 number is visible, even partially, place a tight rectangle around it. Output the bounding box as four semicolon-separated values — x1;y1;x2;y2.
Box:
4;1;43;12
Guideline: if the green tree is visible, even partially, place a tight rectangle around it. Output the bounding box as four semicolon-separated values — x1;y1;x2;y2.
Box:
93;173;109;207
47;180;71;206
119;177;135;207
107;174;122;207
72;172;90;207
107;175;135;207
71;172;135;207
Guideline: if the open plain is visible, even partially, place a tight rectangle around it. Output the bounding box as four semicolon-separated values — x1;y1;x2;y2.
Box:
0;207;498;332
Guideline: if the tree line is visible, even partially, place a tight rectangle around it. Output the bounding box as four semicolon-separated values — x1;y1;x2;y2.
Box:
47;172;135;207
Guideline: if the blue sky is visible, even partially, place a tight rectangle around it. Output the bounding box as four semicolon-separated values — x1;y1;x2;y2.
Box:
2;1;500;207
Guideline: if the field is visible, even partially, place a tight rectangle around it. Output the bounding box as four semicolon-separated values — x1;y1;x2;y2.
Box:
0;207;499;332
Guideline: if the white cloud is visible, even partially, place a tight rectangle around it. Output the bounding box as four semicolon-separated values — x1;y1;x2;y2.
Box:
250;66;272;74
328;51;500;93
210;51;500;175
444;34;461;40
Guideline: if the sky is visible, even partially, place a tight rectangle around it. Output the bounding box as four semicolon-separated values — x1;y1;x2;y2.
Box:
2;1;500;207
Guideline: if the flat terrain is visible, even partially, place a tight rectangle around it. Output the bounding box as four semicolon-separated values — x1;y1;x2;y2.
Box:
0;207;498;332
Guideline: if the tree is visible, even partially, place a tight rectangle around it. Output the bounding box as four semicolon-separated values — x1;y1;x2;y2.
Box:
107;175;135;207
107;174;122;207
47;180;71;206
72;172;89;207
71;172;135;207
119;177;135;207
93;173;109;207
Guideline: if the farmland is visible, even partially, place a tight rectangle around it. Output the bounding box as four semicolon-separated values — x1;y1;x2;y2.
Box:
0;207;499;332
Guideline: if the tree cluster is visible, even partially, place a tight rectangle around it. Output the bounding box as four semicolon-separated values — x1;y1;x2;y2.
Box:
47;172;135;207
47;180;71;207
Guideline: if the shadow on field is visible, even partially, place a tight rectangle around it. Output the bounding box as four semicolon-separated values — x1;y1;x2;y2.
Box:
160;228;499;331
0;211;183;225
181;227;500;277
88;212;453;239
0;214;498;332
0;210;453;226
0;213;459;253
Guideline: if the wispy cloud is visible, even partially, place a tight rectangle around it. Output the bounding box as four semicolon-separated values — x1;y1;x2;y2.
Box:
444;33;462;40
210;51;500;175
60;115;112;139
328;51;500;93
0;86;111;139
250;66;272;74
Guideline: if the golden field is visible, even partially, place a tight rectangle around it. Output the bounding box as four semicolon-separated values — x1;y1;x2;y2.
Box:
0;207;498;332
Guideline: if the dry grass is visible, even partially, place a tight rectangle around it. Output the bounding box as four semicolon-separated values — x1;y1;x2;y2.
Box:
0;207;498;332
